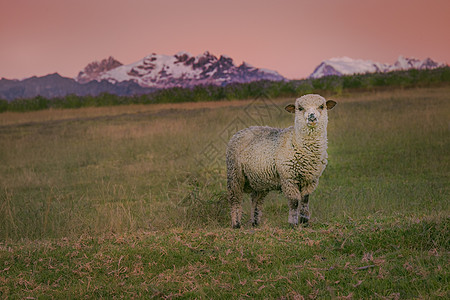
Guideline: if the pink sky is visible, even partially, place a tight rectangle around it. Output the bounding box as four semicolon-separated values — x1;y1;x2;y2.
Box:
1;0;449;80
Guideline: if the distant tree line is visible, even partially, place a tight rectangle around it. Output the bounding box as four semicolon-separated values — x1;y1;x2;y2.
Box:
1;66;449;113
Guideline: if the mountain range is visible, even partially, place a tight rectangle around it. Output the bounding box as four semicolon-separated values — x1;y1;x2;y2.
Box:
309;56;446;79
0;52;285;101
0;53;447;101
76;51;285;88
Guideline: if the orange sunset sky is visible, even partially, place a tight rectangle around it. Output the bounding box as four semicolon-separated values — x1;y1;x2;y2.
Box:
1;0;449;80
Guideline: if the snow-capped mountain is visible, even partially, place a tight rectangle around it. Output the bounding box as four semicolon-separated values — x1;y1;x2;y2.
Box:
76;51;285;88
309;56;446;79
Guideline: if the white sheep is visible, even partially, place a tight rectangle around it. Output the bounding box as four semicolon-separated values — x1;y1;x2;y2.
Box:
226;94;336;228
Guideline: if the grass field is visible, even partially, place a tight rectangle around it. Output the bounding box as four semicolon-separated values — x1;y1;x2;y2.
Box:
0;87;449;298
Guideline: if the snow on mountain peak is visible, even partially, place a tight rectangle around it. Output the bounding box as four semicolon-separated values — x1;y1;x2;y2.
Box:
309;56;446;79
75;51;285;88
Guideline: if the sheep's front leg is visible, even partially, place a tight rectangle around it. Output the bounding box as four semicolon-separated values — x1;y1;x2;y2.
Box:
288;198;299;226
281;180;302;227
251;191;267;227
299;194;310;225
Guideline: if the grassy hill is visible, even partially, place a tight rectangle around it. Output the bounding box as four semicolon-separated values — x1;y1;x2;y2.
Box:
0;87;449;298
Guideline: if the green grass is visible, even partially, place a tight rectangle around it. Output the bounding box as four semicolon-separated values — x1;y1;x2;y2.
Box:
0;86;449;298
0;216;448;298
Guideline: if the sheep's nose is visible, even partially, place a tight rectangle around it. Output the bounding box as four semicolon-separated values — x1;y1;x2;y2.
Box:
307;113;317;122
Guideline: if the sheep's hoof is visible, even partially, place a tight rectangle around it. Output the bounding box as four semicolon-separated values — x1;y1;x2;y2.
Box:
232;223;241;229
299;215;310;226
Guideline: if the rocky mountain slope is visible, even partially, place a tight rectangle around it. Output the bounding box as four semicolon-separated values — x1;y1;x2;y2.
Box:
76;56;123;84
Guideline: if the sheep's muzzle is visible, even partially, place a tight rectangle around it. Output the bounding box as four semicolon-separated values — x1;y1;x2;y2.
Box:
307;113;317;126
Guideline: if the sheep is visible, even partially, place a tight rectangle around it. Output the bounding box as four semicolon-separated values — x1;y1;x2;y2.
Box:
226;94;336;228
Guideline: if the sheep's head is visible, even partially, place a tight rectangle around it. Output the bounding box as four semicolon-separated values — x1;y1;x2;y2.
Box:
285;94;336;130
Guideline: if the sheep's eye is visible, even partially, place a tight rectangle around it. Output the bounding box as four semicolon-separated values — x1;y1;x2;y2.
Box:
319;105;324;109
298;107;304;111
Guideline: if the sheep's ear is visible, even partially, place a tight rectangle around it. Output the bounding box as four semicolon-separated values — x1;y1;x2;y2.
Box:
326;100;337;110
285;104;296;113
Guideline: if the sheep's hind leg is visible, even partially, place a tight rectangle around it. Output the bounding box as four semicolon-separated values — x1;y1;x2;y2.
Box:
251;191;267;227
229;191;243;229
299;194;310;225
